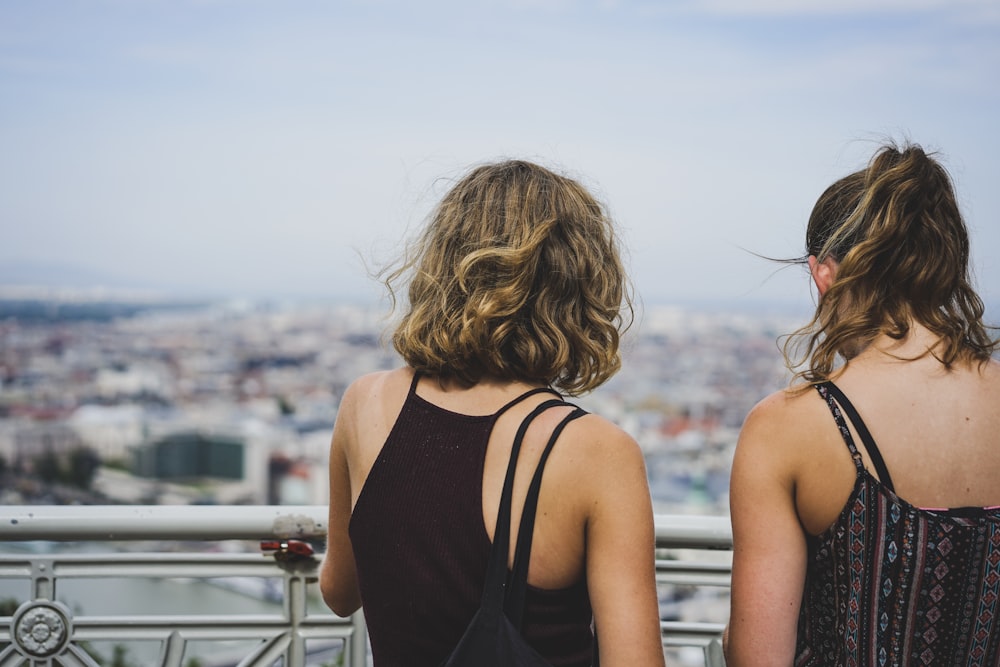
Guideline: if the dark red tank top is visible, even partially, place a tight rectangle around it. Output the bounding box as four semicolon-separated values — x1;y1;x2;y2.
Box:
348;373;594;667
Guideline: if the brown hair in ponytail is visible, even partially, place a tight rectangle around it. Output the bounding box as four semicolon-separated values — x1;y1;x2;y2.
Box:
785;141;997;383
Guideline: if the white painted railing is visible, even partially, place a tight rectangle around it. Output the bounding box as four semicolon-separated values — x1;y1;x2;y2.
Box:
0;507;730;667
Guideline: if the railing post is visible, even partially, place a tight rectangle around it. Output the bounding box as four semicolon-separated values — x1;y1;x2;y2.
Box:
287;633;305;667
706;637;726;667
286;573;307;666
31;559;54;600
349;610;368;667
159;631;185;667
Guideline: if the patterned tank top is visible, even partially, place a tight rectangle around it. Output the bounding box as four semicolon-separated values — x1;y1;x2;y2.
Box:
795;382;1000;666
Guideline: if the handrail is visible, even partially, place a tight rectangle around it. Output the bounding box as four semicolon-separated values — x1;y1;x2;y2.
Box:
654;513;732;550
0;506;732;548
0;505;328;541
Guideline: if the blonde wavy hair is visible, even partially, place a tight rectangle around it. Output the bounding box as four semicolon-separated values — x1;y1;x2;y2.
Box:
381;160;633;395
784;141;998;384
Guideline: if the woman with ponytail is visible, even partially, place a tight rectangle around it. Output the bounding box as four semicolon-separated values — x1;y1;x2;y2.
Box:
724;142;1000;666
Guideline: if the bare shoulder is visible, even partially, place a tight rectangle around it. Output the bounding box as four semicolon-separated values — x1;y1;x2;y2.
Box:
565;411;641;451
741;384;827;445
335;368;413;446
341;367;411;411
343;367;407;396
553;412;653;543
557;412;647;483
733;383;835;481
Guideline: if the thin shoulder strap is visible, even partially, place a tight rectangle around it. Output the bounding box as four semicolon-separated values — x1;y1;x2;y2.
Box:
816;382;896;492
407;369;422;395
505;405;587;630
479;398;569;620
815;383;864;470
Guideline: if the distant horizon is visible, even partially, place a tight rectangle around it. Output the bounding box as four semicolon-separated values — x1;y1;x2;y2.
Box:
5;257;1000;327
0;256;819;311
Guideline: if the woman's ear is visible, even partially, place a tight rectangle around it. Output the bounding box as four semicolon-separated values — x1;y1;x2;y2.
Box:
808;255;838;297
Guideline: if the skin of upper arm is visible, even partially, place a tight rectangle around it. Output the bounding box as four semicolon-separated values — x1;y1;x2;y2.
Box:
724;393;809;667
319;380;363;617
580;418;666;667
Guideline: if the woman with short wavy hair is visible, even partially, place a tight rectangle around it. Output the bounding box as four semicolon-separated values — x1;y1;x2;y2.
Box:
724;142;1000;666
386;160;629;395
320;160;664;667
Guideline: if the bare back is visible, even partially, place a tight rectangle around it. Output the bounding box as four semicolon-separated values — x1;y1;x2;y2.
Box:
794;342;1000;535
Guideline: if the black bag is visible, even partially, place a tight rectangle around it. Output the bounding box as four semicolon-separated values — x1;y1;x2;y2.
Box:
441;399;591;667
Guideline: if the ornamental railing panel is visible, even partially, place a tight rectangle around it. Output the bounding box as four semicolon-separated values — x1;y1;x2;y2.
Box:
0;507;731;667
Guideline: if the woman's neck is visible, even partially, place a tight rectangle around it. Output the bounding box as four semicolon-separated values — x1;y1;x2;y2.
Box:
855;322;947;366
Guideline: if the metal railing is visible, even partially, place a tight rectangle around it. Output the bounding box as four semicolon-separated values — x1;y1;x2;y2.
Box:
0;507;731;667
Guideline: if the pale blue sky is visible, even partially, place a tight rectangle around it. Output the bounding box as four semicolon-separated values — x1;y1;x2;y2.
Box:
2;0;998;311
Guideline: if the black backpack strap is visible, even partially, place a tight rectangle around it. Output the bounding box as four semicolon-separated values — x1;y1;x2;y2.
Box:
505;406;588;630
493;387;563;421
480;398;569;621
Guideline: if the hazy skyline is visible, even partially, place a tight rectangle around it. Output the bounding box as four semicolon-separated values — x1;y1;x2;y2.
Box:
2;0;998;311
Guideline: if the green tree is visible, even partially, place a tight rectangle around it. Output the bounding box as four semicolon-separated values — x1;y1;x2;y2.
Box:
277;395;295;416
34;451;61;484
67;447;101;489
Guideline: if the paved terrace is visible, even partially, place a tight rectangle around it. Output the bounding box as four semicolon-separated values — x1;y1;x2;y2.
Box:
0;506;729;667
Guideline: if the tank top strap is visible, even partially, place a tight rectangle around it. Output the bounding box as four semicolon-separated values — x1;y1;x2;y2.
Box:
407;369;423;395
816;382;896;492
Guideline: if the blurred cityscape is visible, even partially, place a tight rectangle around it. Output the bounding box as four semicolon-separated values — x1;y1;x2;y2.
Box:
0;290;802;513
